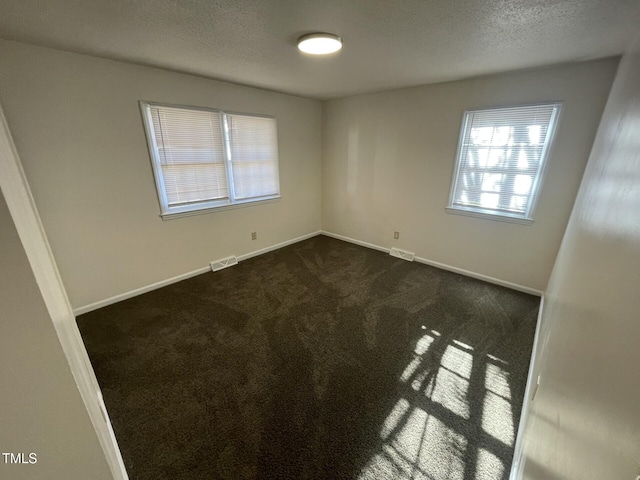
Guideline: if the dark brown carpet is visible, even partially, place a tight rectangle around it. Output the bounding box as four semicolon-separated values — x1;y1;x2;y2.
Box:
77;235;539;480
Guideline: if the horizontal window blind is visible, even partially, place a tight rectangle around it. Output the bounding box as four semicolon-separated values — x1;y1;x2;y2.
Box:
149;105;227;206
142;102;281;217
450;103;560;219
226;113;279;200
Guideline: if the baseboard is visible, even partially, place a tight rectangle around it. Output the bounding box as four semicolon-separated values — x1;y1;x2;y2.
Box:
76;229;541;316
320;230;543;296
73;266;211;316
319;231;391;254
509;295;545;480
413;256;543;296
74;230;322;316
237;231;322;261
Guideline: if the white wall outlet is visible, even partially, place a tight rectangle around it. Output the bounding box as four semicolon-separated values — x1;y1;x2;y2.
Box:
251;232;257;240
394;231;400;240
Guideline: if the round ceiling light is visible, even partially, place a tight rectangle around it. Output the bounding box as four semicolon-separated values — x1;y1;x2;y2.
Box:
297;33;343;55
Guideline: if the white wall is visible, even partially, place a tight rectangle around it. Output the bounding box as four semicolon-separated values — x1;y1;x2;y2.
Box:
518;39;640;479
0;191;112;480
322;59;618;291
0;40;322;310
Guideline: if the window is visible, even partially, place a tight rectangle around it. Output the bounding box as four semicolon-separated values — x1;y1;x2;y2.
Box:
447;103;561;224
140;102;280;218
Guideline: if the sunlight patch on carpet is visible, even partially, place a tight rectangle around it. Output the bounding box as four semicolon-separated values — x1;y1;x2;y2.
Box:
482;363;515;447
361;333;516;480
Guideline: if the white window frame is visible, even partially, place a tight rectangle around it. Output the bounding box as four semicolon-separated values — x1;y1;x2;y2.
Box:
140;101;281;219
446;102;562;225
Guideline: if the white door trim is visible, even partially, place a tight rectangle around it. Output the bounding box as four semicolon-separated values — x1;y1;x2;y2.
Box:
0;102;128;479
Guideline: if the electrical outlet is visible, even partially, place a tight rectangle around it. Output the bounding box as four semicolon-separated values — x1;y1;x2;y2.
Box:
394;231;400;240
251;232;257;240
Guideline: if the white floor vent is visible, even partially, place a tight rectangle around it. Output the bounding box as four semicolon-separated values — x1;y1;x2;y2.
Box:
390;247;415;262
210;255;238;272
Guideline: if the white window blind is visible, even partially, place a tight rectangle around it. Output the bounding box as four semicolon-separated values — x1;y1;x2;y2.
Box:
226;113;280;200
448;103;561;223
141;102;280;218
150;105;227;206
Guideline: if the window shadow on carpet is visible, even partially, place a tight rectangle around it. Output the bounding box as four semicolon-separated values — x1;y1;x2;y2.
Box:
357;326;518;480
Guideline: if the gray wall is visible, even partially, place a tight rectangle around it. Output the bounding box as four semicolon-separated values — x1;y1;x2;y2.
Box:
0;40;322;310
519;39;640;478
322;59;618;291
0;191;112;480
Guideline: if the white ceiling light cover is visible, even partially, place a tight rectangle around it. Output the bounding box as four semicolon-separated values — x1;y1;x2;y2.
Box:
297;33;343;55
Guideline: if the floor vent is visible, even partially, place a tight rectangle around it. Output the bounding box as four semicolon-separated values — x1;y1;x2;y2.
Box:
210;255;238;272
390;247;415;262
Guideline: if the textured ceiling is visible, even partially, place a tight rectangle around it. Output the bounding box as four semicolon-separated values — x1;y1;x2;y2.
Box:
0;0;638;99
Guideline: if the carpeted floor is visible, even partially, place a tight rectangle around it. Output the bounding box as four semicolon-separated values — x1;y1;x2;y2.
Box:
77;235;539;480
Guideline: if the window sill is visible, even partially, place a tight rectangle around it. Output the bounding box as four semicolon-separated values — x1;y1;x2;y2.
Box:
445;206;534;225
160;196;281;220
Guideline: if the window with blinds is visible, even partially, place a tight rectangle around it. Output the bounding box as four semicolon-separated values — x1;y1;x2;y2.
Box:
140;102;280;218
447;103;561;223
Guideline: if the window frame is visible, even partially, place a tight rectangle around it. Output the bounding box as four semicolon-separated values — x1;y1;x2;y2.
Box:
139;101;281;220
445;102;562;225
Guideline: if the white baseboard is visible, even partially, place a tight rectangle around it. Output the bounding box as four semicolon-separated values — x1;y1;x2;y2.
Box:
413;256;543;296
74;266;211;316
76;228;541;316
74;230;322;316
320;230;543;296
320;230;391;254
237;231;321;261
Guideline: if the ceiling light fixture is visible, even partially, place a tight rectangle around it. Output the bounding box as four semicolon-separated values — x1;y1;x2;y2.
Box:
297;33;343;55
